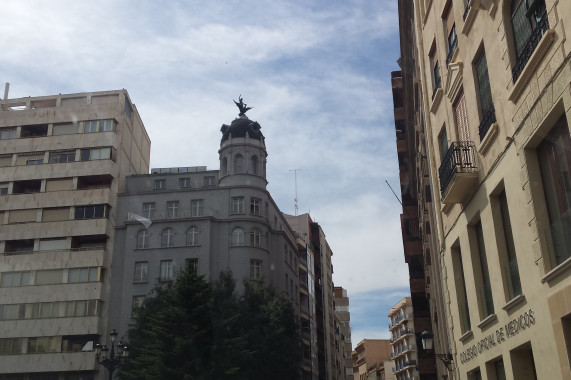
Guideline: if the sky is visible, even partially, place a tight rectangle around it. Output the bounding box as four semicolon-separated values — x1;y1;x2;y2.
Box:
1;0;410;348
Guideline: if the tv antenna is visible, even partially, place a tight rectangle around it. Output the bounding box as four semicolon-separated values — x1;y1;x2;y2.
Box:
289;169;301;216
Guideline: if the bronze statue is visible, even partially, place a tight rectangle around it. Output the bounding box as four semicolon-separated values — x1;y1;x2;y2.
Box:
233;95;253;116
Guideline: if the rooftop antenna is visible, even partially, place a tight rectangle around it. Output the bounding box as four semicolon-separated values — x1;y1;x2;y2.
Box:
4;83;10;100
289;169;301;216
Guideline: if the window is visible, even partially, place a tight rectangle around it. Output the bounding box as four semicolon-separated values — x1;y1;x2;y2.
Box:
203;176;215;186
187;227;199;246
1;271;31;287
191;200;204;217
232;197;244;214
537;115;571;267
186;258;198;275
26;158;43;165
49;151;75;163
80;147;113;161
154;179;166;190
52;122;78;135
160;260;173;281
429;44;441;98
83;119;115;133
473;220;494;317
250;198;261;215
232;228;244;246
134;262;148;283
179;178;191;188
35;269;64;285
0;338;23;355
511;0;548;82
510;342;538;379
493;189;522;299
27;337;58;353
444;4;457;66
31;302;60;319
250;259;262;280
75;204;109;219
0;128;16;140
167;201;179;218
0;183;7;195
0;304;26;320
251;155;259;174
454;91;470;141
438;127;448;162
161;228;174;247
451;244;471;332
143;202;155;219
68;267;99;283
137;230;150;249
475;50;496;140
132;296;145;317
250;228;261;247
234;154;243;172
125;98;133;121
65;300;99;317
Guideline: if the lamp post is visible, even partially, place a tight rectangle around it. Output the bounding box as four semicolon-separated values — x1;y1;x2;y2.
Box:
95;329;129;380
420;329;453;369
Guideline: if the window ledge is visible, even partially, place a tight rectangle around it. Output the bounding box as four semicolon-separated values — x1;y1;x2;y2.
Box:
459;330;474;343
478;122;498;155
508;29;555;103
430;88;443;114
461;2;477;35
502;294;526;313
477;313;498;330
541;255;571;283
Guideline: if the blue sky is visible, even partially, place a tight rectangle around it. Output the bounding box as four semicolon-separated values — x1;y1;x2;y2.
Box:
1;0;410;348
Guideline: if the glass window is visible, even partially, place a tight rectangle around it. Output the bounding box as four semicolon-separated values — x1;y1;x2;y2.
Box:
179;178;191;188
497;190;522;299
187;227;199;246
161;228;174;247
68;267;99;283
250;260;262;280
186;258;199;275
134;262;148;283
154;179;166;190
0;128;17;140
250;228;261;247
137;230;150;249
537;115;571;267
250;198;261;215
203;176;215;186
83;119;115;133
232;228;244;246
80;147;112;161
251;155;259;174
167;201;179;218
132;296;144;317
75;205;109;219
191;200;204;217
232;197;244;214
1;271;31;287
49;151;76;163
234;154;243;172
160;260;173;281
143;202;155;219
26;158;43;165
475;221;494;317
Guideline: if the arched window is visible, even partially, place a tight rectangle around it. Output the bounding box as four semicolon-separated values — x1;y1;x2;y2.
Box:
251;155;259;174
187;226;199;246
161;228;174;247
221;157;228;176
137;230;150;249
250;228;261;247
232;228;244;246
234;154;243;173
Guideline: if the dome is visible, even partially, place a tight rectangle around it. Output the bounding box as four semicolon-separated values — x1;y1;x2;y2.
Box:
220;116;264;142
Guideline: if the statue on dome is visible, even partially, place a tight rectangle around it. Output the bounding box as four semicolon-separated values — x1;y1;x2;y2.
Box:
234;95;253;116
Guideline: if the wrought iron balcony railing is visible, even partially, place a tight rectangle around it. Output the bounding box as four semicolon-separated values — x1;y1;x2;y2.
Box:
463;3;470;20
512;12;549;83
478;104;497;141
438;141;478;196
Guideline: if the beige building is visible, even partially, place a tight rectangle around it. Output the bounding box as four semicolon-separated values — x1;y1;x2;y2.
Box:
334;286;354;380
388;297;419;380
0;90;150;379
353;339;392;380
403;0;571;378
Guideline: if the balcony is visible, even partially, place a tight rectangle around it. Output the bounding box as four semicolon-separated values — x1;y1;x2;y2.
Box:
512;11;549;83
478;104;497;141
439;141;478;204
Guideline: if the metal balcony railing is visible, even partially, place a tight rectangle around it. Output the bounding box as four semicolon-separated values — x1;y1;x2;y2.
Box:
438;141;478;196
478;104;497;141
512;11;549;83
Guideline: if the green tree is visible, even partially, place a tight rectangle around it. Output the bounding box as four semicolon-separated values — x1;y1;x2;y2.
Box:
120;267;301;380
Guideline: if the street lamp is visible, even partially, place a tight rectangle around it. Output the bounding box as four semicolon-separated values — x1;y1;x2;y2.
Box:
95;329;129;380
420;330;453;368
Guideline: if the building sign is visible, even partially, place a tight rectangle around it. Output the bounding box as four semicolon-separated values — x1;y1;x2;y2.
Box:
460;309;535;364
